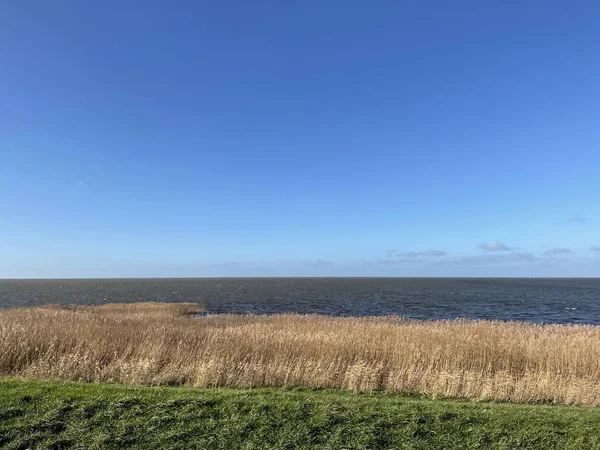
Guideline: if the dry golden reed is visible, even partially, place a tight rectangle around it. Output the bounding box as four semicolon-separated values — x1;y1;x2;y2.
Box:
1;302;599;406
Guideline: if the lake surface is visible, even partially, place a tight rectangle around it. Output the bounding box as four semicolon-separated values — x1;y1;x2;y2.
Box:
0;278;599;324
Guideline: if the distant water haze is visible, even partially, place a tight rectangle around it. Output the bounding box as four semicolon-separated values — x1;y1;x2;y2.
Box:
1;278;599;325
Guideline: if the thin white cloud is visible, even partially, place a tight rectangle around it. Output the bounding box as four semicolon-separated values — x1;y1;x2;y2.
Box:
542;248;573;257
367;258;427;265
395;250;447;258
419;249;447;257
313;259;334;266
441;252;539;266
477;241;512;252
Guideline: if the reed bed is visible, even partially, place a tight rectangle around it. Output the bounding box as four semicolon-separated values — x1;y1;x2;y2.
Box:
1;302;599;406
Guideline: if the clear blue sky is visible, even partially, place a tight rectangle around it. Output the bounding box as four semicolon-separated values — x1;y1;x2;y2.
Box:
1;1;599;278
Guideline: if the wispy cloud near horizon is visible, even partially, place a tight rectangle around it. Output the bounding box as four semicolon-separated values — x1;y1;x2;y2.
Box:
477;241;512;252
313;259;334;266
367;258;427;265
395;250;447;258
435;252;539;266
542;248;573;257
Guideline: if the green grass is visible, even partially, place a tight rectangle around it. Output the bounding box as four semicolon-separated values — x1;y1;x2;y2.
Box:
1;380;599;449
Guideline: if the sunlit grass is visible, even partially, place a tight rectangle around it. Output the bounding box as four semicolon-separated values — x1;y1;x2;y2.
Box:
2;379;600;449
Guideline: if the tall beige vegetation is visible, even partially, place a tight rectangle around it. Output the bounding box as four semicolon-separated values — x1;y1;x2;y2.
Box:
1;302;599;406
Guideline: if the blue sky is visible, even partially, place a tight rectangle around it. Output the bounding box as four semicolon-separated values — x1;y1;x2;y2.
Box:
1;0;599;278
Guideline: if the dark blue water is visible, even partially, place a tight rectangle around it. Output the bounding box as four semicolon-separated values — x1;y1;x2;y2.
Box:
0;278;599;324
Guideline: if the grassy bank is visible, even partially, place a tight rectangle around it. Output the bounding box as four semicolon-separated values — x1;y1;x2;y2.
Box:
1;379;600;449
1;303;600;405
